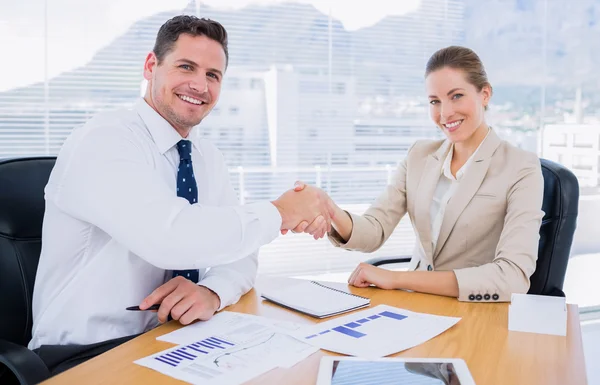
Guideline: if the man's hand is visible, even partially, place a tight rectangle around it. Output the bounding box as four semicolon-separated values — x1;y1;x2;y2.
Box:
347;263;400;290
280;181;335;239
139;276;221;324
272;182;335;236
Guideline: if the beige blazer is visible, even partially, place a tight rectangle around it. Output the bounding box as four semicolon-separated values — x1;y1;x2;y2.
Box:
329;129;544;302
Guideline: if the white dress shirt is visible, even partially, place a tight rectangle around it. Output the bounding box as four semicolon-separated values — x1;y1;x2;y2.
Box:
430;129;490;253
29;99;282;349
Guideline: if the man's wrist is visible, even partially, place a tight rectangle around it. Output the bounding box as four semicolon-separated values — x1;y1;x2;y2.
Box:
198;285;221;311
270;200;287;229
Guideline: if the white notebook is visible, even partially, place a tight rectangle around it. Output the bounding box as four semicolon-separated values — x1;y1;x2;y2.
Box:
260;280;370;318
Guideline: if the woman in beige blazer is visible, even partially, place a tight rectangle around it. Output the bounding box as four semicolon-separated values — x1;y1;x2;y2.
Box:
292;46;544;302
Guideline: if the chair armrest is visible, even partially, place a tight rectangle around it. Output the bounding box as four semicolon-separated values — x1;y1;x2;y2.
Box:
0;339;50;385
365;256;412;266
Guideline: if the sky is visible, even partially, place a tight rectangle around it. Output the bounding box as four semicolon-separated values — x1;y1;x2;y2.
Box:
0;0;420;92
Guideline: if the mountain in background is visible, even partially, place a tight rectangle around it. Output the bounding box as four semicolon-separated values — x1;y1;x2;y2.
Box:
463;0;600;108
2;0;599;111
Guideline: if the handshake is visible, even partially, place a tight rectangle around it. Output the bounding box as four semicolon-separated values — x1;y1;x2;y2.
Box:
271;181;338;239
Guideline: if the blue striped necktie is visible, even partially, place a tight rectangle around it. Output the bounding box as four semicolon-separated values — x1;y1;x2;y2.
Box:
172;139;199;283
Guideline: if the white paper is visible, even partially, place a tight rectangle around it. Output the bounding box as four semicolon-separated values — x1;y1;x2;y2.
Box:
291;304;461;358
508;293;567;336
157;311;307;346
135;312;319;384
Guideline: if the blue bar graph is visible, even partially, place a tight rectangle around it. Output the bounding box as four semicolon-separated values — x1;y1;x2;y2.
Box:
199;340;222;349
305;310;408;341
170;351;191;360
165;353;185;363
380;311;407;321
154;336;236;368
332;326;366;338
175;348;196;359
188;344;208;354
155;356;178;367
192;336;235;350
209;337;234;346
200;336;234;349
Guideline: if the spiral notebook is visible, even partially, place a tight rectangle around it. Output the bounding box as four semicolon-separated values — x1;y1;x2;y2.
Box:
260;280;370;318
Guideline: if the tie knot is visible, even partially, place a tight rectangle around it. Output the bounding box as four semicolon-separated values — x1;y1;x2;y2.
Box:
176;140;193;161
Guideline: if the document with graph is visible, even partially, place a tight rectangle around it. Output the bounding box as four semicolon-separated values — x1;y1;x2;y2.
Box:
134;312;318;385
291;304;461;358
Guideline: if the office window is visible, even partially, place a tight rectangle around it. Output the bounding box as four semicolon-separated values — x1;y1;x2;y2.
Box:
549;133;568;147
573;133;594;148
299;81;328;94
572;155;594;171
2;0;600;313
331;152;348;165
334;82;346;94
250;78;262;89
226;77;240;90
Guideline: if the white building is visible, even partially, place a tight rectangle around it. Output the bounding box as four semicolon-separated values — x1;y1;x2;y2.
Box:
352;116;441;167
200;68;270;167
263;65;355;168
542;124;600;188
201;65;356;169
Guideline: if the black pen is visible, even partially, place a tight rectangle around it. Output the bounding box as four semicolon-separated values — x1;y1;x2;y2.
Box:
126;304;160;311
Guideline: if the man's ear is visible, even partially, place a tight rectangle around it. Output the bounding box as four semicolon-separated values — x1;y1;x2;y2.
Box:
143;52;158;81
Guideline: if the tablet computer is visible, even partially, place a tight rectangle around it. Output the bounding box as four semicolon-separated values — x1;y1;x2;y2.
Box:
316;356;476;385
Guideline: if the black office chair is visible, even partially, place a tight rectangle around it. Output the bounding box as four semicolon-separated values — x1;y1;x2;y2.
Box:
366;158;580;297
0;157;56;385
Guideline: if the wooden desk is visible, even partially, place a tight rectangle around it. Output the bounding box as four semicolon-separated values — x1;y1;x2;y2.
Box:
42;284;588;385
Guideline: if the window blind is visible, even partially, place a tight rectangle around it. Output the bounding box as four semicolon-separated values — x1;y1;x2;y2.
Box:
2;0;597;279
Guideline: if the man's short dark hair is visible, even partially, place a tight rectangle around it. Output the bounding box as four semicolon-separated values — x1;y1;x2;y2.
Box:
153;15;229;67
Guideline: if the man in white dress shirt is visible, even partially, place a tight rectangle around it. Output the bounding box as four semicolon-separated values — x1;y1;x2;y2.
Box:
30;15;332;375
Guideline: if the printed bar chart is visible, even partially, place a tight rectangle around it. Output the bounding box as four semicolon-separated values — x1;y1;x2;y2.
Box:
305;310;407;340
154;336;236;368
293;305;461;358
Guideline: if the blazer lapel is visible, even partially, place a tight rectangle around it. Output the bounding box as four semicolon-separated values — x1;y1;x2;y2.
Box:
433;129;502;258
413;141;451;262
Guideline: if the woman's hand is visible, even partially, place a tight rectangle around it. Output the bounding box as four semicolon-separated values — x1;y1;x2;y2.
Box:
280;181;335;239
348;263;400;290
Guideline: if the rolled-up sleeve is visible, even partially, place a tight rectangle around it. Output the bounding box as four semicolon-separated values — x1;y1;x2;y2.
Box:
453;156;544;302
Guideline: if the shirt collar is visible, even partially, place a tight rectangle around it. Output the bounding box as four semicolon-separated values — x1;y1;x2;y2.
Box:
441;127;491;181
134;98;202;156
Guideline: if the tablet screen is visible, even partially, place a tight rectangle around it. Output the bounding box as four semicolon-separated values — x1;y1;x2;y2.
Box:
330;360;462;385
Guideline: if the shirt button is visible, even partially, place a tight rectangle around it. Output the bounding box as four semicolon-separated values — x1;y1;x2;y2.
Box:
492;294;499;301
427;265;433;271
484;294;491;300
475;294;483;301
468;294;475;301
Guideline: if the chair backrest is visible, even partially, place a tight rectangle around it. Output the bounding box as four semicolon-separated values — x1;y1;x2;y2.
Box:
0;157;56;346
528;158;579;296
